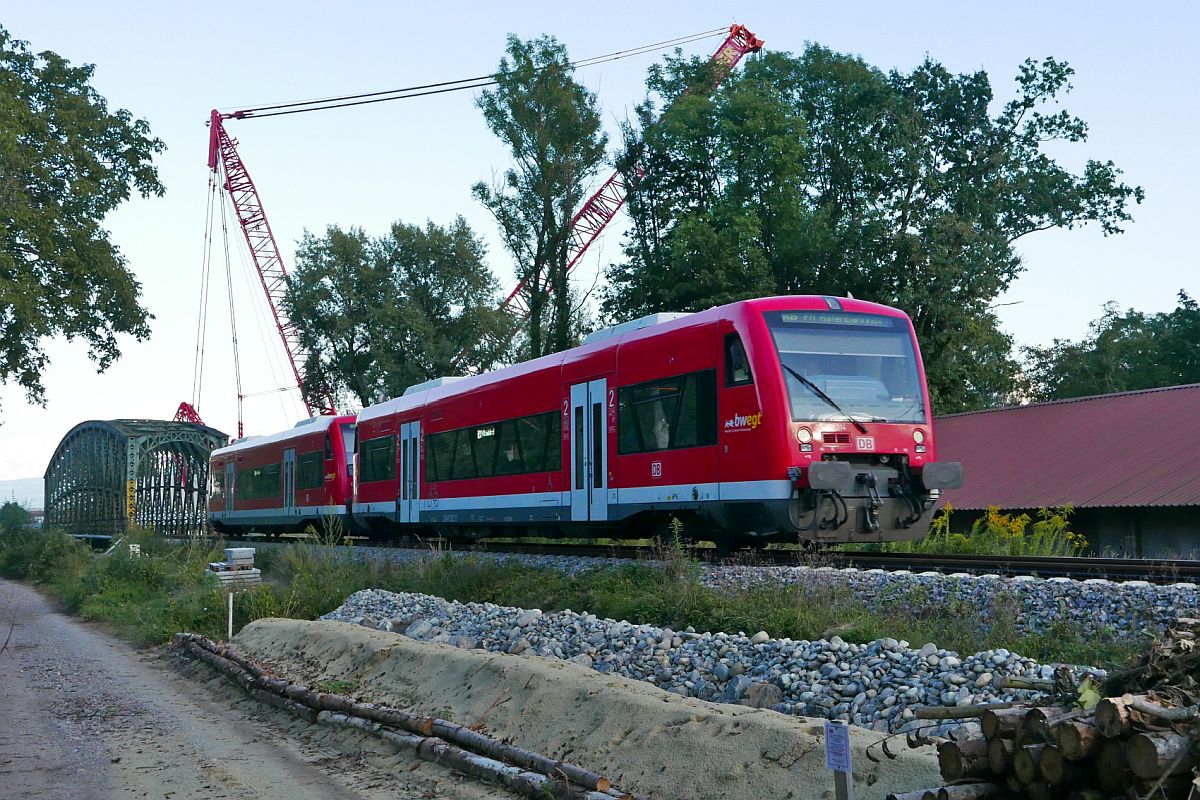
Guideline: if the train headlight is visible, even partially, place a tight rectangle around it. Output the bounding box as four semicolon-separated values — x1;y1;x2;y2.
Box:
913;429;926;444
797;427;813;444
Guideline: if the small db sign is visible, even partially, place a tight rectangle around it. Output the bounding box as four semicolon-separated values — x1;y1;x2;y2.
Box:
824;719;851;772
855;436;875;450
650;461;663;478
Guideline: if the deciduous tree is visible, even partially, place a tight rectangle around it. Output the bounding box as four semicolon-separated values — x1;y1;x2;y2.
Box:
473;35;607;358
1024;291;1200;400
606;46;1143;412
0;26;164;412
284;218;510;408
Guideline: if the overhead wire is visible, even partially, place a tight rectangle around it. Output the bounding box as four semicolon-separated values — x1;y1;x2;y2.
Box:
219;27;726;120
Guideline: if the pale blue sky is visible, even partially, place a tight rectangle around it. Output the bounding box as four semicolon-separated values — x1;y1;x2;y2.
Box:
1;1;1196;485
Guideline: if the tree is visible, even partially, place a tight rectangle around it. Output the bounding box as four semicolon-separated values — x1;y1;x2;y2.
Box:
606;46;1143;412
0;499;31;532
0;26;164;411
473;35;607;359
1024;291;1200;400
283;218;510;408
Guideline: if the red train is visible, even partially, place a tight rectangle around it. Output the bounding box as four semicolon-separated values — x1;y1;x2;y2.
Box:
208;296;962;545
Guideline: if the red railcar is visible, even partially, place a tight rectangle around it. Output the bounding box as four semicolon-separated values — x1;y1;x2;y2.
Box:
208;414;356;533
350;296;962;545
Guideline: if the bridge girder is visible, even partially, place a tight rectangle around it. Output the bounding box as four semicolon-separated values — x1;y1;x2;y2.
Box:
44;419;229;536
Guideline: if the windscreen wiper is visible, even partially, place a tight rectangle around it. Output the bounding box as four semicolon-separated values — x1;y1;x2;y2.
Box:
780;364;869;435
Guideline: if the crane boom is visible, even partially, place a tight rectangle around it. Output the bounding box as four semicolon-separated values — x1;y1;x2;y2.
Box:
207;109;337;418
491;23;763;341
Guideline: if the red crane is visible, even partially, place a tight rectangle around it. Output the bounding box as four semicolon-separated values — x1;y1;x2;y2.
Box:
485;24;763;351
206;109;337;419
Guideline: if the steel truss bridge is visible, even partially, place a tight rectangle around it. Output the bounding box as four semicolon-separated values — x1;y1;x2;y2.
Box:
44;419;228;537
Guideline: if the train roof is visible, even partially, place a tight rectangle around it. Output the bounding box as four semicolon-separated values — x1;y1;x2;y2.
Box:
357;295;910;424
211;414;345;458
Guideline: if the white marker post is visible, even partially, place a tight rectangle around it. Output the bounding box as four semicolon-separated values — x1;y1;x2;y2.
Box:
824;719;853;800
227;591;234;640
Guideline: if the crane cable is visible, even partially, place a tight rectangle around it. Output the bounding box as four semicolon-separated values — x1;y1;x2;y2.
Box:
190;174;218;411
218;27;728;120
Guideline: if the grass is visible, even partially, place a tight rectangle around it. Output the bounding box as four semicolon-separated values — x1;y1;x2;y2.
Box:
836;505;1089;557
0;523;1139;669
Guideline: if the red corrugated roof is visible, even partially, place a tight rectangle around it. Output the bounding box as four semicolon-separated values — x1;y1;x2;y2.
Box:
935;383;1200;510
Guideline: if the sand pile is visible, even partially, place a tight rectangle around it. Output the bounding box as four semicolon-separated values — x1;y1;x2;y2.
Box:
235;618;940;800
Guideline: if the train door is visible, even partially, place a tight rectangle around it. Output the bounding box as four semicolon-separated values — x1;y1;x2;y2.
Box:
224;462;234;513
282;448;296;514
569;379;608;522
398;421;421;524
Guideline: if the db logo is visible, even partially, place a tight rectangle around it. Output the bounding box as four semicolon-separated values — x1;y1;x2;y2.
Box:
855;436;875;450
650;461;663;478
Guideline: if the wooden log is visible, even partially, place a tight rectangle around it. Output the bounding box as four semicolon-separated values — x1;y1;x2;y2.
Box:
320;712;612;800
935;783;1001;799
1133;773;1194;798
1012;744;1046;785
1021;782;1053;800
937;739;990;781
1096;694;1149;738
1096;737;1134;796
884;791;932;800
1039;745;1086;786
986;737;1013;774
1065;791;1104;800
182;635;623;798
1052;718;1098;761
981;707;1026;740
1003;773;1024;795
915;702;1014;720
431;719;613;793
1023;706;1074;742
1130;697;1200;723
1000;676;1055;691
1127;731;1197;779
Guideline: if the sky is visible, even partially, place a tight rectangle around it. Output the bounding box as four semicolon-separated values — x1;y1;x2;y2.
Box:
1;1;1197;490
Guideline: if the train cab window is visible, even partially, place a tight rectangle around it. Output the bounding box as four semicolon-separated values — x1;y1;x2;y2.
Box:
617;369;718;454
297;451;324;490
210;469;225;498
359;435;396;483
340;422;356;479
725;334;753;386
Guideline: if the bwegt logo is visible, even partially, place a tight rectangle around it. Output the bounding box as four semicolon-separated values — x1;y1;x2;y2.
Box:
723;411;763;431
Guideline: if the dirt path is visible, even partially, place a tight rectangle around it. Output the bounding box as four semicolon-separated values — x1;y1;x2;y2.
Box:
0;578;508;800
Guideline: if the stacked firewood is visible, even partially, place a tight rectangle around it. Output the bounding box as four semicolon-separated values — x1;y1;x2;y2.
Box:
889;618;1200;800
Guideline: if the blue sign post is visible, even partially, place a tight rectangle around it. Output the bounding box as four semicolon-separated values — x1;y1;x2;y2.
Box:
824;720;853;800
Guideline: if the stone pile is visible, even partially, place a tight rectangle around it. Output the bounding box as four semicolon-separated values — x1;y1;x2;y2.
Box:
322;588;1099;733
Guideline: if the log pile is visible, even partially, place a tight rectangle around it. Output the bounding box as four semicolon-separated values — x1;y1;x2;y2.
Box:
174;632;641;800
889;619;1200;800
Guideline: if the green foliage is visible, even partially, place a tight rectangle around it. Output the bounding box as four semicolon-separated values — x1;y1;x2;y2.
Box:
473;35;607;358
1024;291;1200;400
0;499;32;532
606;45;1142;413
0;526;1128;666
880;505;1088;556
283;218;510;407
0;25;163;410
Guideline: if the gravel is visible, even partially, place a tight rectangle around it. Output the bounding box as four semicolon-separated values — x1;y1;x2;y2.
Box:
353;544;1200;643
322;587;1106;734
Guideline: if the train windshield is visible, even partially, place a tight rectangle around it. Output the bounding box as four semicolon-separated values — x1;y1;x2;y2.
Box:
765;311;926;424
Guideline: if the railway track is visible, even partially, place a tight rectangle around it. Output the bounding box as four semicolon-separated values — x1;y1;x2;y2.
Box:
376;540;1200;584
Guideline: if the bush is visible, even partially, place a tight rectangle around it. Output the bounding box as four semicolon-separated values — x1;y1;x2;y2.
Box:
882;504;1088;556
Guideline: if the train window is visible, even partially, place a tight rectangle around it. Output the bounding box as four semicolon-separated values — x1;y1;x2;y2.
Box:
359;435;396;483
297;451;324;490
210;469;225;497
617;369;718;454
426;429;454;483
724;334;753;386
424;411;560;482
235;463;281;501
493;420;523;476
450;429;478;479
